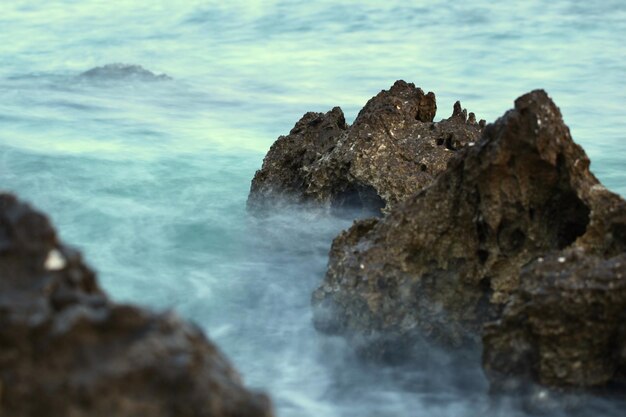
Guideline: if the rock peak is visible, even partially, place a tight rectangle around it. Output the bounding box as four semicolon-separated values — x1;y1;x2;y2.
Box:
513;88;551;111
354;79;437;126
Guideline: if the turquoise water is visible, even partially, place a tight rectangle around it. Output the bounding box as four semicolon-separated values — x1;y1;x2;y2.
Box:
1;1;625;416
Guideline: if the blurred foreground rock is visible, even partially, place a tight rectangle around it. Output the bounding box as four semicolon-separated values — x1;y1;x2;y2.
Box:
312;87;626;386
0;194;273;417
248;80;484;214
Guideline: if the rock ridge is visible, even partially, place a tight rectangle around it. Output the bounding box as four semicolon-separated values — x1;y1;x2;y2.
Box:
248;80;484;214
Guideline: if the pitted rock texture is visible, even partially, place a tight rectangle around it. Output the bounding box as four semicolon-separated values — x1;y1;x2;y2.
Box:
312;90;626;361
483;249;626;391
0;193;273;417
248;80;484;214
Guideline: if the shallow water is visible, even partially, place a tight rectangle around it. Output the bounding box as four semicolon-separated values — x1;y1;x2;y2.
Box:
1;1;625;416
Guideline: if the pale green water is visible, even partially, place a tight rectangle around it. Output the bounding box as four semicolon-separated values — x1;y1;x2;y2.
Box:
0;1;624;416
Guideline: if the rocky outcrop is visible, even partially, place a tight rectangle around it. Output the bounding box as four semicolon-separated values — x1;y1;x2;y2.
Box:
80;63;171;81
248;80;484;214
312;90;626;363
0;193;272;417
483;249;626;391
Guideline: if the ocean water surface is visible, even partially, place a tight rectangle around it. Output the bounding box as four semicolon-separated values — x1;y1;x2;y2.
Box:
1;1;625;416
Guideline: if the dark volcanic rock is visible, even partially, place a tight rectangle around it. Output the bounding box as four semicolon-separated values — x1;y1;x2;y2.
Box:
80;63;171;81
0;194;272;417
312;90;626;362
248;80;484;214
483;249;626;391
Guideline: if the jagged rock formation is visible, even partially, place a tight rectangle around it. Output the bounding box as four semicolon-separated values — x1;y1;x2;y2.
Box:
0;193;272;417
483;249;626;391
80;63;171;81
312;90;626;364
248;80;484;214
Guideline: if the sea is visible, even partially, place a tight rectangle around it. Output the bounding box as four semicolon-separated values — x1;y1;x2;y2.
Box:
1;1;624;416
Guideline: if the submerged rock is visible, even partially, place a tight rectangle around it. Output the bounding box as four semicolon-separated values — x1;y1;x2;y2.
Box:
312;90;626;363
0;193;272;417
483;249;626;391
248;80;484;214
80;63;171;81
